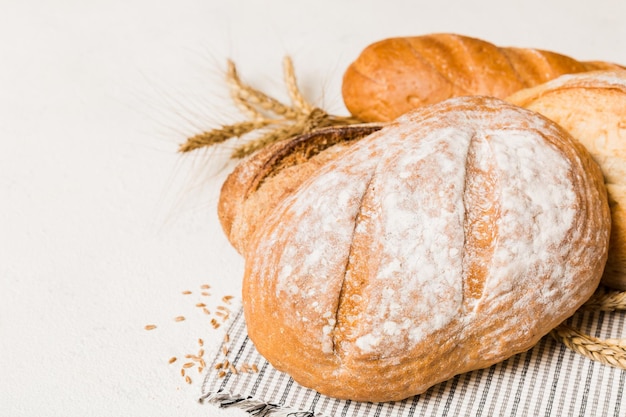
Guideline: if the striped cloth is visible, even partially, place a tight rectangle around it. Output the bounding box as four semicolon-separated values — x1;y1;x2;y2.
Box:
200;307;626;417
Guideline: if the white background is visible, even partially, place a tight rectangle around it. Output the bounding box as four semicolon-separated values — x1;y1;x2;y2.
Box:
1;1;625;416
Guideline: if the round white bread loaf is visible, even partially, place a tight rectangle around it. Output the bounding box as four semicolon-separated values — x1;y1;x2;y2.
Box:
234;96;610;402
508;70;626;290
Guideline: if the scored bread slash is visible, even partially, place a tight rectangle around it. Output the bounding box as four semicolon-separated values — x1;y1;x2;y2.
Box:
144;324;157;331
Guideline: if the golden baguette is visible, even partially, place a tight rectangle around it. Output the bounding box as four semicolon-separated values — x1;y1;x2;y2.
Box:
342;33;623;122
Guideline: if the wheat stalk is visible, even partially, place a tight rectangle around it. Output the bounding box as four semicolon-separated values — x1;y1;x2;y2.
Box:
552;323;626;369
551;286;626;370
178;57;362;157
580;286;626;311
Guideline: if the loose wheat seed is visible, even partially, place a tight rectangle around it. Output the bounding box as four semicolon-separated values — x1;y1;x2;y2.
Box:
229;364;238;375
217;305;230;312
168;357;177;364
198;349;204;357
200;359;206;368
181;369;185;377
215;363;224;370
182;291;192;295
218;371;226;378
198;367;204;373
202;308;210;315
222;346;229;355
174;316;185;322
224;334;230;343
144;324;157;331
185;375;192;384
198;338;204;346
222;295;234;304
201;292;210;297
196;303;206;308
201;284;210;289
183;362;194;369
223;359;230;368
251;364;259;373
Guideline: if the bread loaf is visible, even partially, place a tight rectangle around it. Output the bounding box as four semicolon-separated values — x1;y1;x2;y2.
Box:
342;33;623;122
221;96;610;402
507;70;626;290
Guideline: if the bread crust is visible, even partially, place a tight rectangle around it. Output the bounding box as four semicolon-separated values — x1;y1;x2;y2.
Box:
218;124;382;253
507;70;626;289
234;96;610;402
342;33;624;122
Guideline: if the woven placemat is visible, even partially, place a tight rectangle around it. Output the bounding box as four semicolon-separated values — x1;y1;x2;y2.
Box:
200;306;626;417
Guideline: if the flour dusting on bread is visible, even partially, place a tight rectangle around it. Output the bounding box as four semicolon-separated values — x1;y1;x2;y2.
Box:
239;96;610;401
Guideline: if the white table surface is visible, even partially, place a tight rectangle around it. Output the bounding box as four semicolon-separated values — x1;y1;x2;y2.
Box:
1;1;625;416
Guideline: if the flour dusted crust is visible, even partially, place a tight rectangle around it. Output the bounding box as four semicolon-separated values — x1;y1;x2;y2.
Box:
225;96;610;402
218;125;382;254
507;70;626;289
